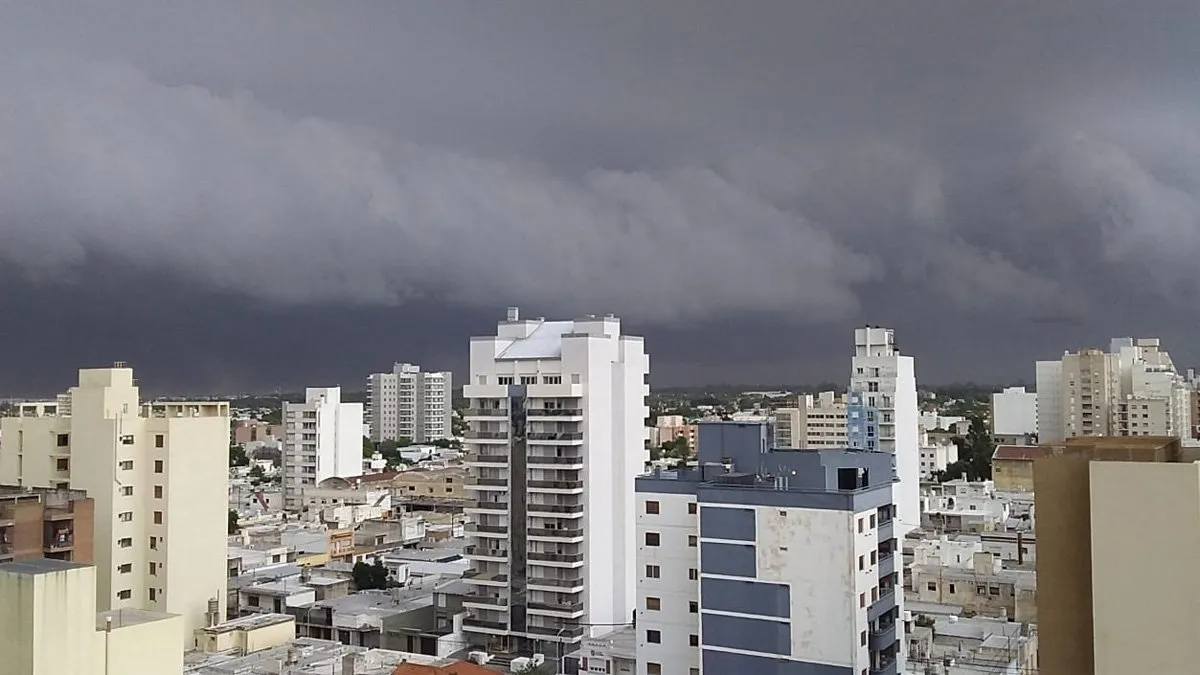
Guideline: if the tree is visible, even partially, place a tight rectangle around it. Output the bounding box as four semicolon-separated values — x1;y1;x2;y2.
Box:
939;415;994;482
248;464;265;479
227;509;240;535
250;446;282;467
352;560;390;590
229;444;249;467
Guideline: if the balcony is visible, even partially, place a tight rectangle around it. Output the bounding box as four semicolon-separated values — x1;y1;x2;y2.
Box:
464;408;510;418
525;625;584;639
0;543;12;560
0;508;14;528
463;594;508;607
878;552;895;577
527;432;584;444
528;551;584;565
465;431;509;442
869;622;897;651
526;455;584;467
527;480;584;492
44;507;75;522
466;502;508;512
527;576;584;591
466;477;508;491
464;546;509;561
870;655;898;675
462;570;509;586
877;517;894;543
526;408;583;419
45;533;73;553
528;528;584;540
527;601;584;616
465;524;509;538
464;454;508;464
527;503;584;516
463;618;508;632
867;588;896;622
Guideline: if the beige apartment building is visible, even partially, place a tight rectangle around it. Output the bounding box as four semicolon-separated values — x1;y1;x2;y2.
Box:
772;391;848;449
1034;436;1200;675
0;366;230;648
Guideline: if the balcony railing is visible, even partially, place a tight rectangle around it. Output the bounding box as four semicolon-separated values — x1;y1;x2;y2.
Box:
463;618;508;631
528;601;584;613
465;454;508;464
45;535;73;551
467;478;508;487
528;551;584;563
464;546;509;558
462;570;509;583
528;480;584;490
466;431;509;440
464;409;510;417
527;503;584;515
0;543;13;557
525;625;584;639
527;576;584;589
528;528;584;539
469;502;508;511
463;594;507;607
527;432;584;441
466;524;509;535
526;455;584;465
526;408;583;417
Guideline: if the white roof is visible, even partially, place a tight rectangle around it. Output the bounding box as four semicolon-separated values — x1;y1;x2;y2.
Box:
496;321;575;360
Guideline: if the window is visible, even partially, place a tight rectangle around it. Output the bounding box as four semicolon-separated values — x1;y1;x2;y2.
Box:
857;518;863;533
117;538;132;548
120;486;133;497
149;536;157;550
542;375;562;385
687;502;697;514
689;634;699;647
645;565;660;578
56;434;69;447
645;532;660;546
645;500;660;515
149;588;157;602
690;670;699;675
858;555;864;571
646;630;661;644
247;595;260;607
647;665;661;675
520;376;538;385
646;597;661;611
948;583;956;593
117;563;132;574
688;568;698;580
869;514;876;528
154;485;163;499
861;630;867;646
871;586;878;602
119;460;134;470
155;434;165;448
859;593;866;608
571;374;581;384
870;550;877;565
149;562;157;575
118;512;133;523
153;511;163;525
117;590;132;600
56;458;69;471
498;376;514;386
927;582;937;591
154;460;163;474
989;586;1001;596
687;535;697;547
689;601;698;613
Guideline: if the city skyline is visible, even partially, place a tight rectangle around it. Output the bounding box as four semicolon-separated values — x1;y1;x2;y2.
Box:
5;3;1200;392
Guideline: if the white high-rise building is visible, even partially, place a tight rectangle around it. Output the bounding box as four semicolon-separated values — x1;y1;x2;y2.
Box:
772;391;848;449
0;366;229;647
991;386;1038;436
366;363;453;443
281;387;364;510
460;308;649;655
1035;338;1191;442
848;327;920;535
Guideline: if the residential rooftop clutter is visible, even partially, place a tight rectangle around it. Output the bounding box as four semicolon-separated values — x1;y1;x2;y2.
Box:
907;615;1038;675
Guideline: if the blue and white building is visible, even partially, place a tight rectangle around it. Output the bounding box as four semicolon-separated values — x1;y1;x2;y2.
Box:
634;422;906;675
849;326;920;536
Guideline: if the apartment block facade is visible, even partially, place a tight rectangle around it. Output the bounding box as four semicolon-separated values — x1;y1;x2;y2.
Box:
990;386;1037;436
367;363;453;443
848;327;920;535
1036;338;1192;442
0;366;230;647
635;422;904;675
772;391;848;449
0;485;94;564
460;308;649;655
281;387;364;511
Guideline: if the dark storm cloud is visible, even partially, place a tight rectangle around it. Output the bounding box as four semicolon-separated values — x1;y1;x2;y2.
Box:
4;1;1200;389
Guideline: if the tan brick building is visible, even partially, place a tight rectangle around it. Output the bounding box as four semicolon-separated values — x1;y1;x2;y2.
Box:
0;485;94;564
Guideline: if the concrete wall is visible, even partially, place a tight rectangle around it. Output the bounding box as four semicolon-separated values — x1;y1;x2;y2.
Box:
96;613;185;675
0;562;97;675
635;491;699;675
1091;461;1200;675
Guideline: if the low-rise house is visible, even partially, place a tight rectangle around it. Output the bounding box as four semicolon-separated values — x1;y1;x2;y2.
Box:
922;480;1010;533
990;445;1049;492
290;577;445;648
564;626;636;675
910;551;1036;622
907;615;1038;675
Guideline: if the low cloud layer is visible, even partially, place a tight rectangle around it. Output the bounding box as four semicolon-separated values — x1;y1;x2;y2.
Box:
4;2;1200;342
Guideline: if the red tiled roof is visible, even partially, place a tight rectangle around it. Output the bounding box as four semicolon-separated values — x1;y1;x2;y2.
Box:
991;445;1050;462
392;662;497;675
350;471;401;484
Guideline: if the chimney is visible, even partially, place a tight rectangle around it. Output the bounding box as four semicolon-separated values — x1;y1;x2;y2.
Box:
506;307;520;322
342;654;356;675
1016;531;1024;565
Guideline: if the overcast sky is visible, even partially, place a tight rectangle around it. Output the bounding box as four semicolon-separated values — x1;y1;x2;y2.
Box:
3;1;1200;394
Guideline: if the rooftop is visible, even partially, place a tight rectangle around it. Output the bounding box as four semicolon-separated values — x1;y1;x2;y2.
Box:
0;558;89;576
97;607;177;630
992;445;1050;462
198;612;294;635
496;320;575;360
184;637;450;675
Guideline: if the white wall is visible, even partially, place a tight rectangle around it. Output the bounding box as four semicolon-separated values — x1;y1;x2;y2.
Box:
635;491;699;675
991;387;1037;436
1035;361;1063;443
